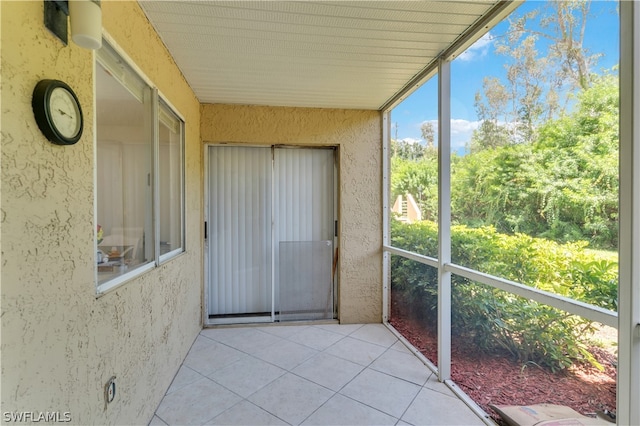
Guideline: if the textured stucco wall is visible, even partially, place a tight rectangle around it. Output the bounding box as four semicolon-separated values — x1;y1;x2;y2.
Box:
1;1;202;424
201;104;382;324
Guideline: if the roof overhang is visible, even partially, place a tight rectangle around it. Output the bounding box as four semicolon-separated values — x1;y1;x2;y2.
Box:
139;1;521;110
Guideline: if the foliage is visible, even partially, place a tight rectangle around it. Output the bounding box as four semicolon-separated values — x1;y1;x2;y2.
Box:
392;73;619;250
421;122;437;152
96;224;104;244
539;0;600;91
471;1;602;151
532;74;619;248
391;156;438;221
389;0;618;374
391;138;428;161
391;219;617;372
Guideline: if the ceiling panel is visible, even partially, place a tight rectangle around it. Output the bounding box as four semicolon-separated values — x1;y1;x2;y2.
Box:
139;1;513;110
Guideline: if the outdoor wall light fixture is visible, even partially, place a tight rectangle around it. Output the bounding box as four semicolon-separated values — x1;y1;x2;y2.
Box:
44;0;102;50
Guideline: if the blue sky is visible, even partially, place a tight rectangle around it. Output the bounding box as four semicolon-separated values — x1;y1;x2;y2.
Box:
390;0;620;155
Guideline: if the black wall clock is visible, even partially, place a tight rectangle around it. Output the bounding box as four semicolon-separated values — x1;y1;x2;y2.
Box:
32;79;83;145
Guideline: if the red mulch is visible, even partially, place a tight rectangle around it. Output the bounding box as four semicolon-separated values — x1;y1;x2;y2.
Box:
389;292;617;424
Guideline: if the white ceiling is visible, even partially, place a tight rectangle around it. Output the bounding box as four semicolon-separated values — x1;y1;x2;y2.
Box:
139;1;515;110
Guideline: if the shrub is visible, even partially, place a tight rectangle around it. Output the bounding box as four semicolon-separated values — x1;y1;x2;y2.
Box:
391;219;617;371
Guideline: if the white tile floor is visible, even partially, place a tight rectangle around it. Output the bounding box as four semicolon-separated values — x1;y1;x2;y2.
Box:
150;323;488;426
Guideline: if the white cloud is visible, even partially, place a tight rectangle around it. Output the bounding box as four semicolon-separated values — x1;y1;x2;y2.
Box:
399;137;422;145
451;119;481;135
457;32;494;62
451;119;480;153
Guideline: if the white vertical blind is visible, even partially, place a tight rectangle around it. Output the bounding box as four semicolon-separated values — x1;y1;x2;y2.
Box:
118;142;151;262
208;146;335;320
274;148;334;241
274;148;335;315
279;241;333;321
208;147;272;316
97;142;124;234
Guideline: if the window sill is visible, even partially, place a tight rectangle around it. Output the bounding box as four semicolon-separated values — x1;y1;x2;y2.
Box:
95;248;186;297
96;262;155;297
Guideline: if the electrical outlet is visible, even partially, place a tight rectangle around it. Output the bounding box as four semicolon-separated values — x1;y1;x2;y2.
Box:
105;376;116;404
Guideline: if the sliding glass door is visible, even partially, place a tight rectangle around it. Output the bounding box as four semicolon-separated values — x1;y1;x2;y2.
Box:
206;146;336;324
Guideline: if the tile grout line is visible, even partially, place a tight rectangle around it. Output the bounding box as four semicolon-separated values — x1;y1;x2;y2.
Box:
271;324;391;425
294;336;400;426
157;324;467;426
298;332;411;423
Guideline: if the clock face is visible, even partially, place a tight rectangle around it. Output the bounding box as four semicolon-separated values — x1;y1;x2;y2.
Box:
32;79;84;145
49;87;82;139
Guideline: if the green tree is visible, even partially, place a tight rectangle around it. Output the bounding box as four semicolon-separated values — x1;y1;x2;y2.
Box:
421;122;436;149
391;156;438;221
470;77;511;153
391;139;427;161
452;72;619;249
533;72;618;247
540;0;600;91
472;1;602;151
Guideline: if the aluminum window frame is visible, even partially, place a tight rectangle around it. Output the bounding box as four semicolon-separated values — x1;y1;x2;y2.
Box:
156;98;186;264
95;35;186;296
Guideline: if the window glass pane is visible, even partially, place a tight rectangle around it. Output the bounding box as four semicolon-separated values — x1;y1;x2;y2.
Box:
449;1;619;305
158;101;184;258
450;280;616;424
389;255;438;366
96;45;154;285
389;76;439;258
